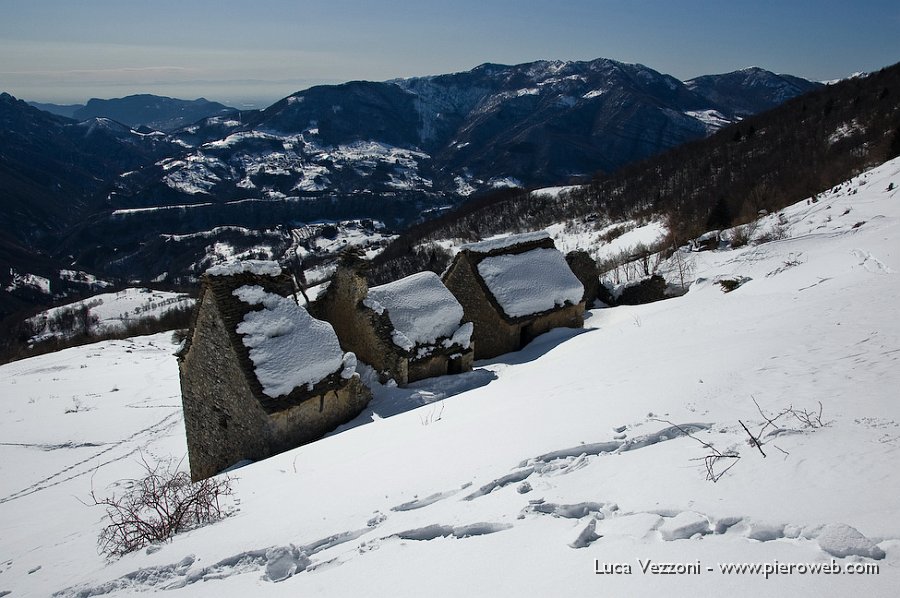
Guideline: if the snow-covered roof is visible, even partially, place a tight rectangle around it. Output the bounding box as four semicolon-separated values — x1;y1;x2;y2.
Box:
207;259;282;277
459;231;550;254
477;248;584;318
365;271;467;351
233;285;345;398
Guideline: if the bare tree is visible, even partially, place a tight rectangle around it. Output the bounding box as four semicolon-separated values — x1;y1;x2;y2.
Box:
671;250;696;291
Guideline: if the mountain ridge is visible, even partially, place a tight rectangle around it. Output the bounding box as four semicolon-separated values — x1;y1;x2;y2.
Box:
0;57;827;322
73;94;238;132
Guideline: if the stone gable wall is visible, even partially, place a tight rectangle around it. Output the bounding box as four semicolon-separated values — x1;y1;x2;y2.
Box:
565;250;601;307
444;251;586;360
443;254;520;359
314;268;408;382
180;273;372;481
180;292;273;481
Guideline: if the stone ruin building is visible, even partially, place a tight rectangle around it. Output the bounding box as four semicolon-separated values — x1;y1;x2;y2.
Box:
442;231;585;359
313;263;474;386
178;260;370;481
564;249;602;307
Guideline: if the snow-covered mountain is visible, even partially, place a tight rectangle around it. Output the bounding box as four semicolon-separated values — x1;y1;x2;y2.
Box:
0;93;185;322
134;59;814;207
686;67;822;118
0;59;824;323
0;93;177;246
1;156;897;597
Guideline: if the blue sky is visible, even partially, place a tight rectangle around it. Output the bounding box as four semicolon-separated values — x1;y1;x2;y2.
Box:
2;0;898;108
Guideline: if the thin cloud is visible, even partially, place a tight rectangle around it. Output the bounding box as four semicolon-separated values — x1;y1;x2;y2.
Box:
0;66;196;76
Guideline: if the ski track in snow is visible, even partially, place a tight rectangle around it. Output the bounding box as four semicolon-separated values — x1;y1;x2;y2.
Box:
0;412;181;505
851;248;895;274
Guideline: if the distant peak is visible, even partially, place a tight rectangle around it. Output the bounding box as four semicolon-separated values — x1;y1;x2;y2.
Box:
473;62;510;72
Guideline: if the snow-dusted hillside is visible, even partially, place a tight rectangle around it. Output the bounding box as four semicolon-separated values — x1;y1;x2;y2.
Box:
1;159;899;596
26;288;194;343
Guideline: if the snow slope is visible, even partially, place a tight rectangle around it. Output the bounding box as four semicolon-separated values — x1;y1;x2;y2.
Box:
2;159;900;596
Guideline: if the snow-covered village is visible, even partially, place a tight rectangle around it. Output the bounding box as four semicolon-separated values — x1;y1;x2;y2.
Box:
1;155;897;595
2;2;900;597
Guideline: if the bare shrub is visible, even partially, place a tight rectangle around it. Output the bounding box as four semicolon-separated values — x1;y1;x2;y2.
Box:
87;455;233;558
789;401;829;428
597;239;669;286
754;213;790;244
728;222;756;248
654;398;829;483
650;418;740;483
717;278;742;293
598;224;628;244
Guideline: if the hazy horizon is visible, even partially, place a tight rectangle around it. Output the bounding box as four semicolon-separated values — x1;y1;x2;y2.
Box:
3;0;899;109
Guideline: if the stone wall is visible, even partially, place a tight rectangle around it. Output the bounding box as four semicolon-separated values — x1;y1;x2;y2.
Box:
180;292;273;481
314;268;407;382
443;254;520;359
522;302;585;344
266;376;370;454
408;353;454;383
565;250;601;307
180;278;372;481
616;274;668;305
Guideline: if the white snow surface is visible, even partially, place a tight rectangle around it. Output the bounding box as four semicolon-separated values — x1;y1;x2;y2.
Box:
365;271;468;350
460;230;551;254
27;288;194;343
5;270;51;294
477;247;584;317
488;176;523;189
58;269;113;289
684;109;734;131
529;185;580;198
206;259;282;277
233;285;345;397
3;158;900;596
547;220;668;263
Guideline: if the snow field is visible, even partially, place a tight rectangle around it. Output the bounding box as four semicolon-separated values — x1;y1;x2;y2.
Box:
1;158;899;596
